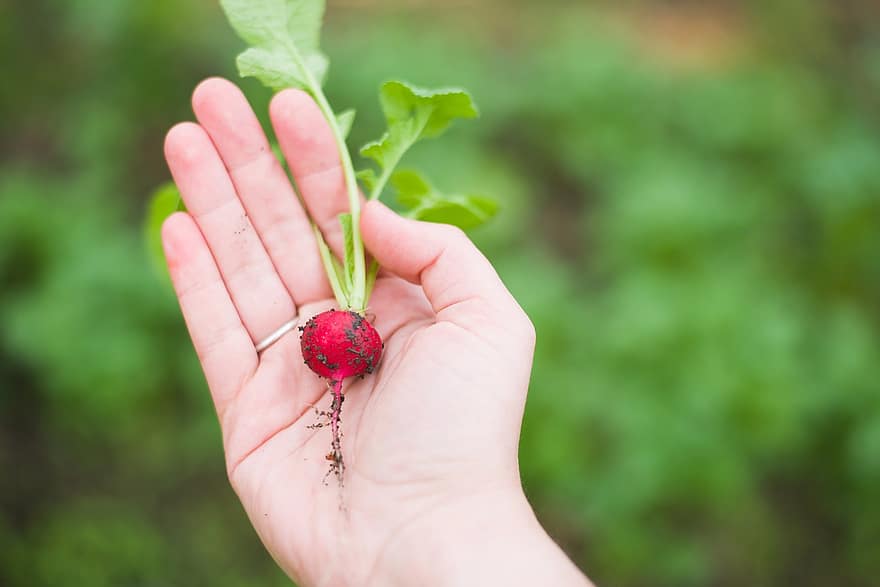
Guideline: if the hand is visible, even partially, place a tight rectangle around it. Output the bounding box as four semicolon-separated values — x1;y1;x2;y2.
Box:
162;78;590;587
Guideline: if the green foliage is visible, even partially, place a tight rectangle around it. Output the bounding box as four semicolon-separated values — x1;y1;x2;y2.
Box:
220;0;329;91
9;500;167;586
145;182;184;277
391;169;498;229
3;2;880;587
335;108;356;139
360;81;479;200
338;212;356;295
213;0;487;313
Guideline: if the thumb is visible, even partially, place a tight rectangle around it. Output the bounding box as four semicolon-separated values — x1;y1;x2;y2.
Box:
361;201;522;324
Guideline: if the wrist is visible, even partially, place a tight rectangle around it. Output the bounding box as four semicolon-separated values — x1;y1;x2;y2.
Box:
370;486;591;587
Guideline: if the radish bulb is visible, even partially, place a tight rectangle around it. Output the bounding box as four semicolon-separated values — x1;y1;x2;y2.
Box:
300;310;383;483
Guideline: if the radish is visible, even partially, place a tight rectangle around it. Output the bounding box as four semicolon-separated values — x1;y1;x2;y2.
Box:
148;0;497;485
300;310;383;381
300;310;383;481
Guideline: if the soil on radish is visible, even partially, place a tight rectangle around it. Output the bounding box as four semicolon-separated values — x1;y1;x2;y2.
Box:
300;309;383;484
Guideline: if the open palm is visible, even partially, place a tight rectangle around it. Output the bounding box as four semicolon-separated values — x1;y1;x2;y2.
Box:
162;79;537;586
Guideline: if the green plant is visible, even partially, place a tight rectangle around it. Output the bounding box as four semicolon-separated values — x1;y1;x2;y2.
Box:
147;0;496;313
145;0;502;487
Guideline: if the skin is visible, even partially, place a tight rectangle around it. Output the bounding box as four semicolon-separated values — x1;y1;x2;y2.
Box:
162;77;593;587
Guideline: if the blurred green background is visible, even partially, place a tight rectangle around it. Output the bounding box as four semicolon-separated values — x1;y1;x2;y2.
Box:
2;0;880;585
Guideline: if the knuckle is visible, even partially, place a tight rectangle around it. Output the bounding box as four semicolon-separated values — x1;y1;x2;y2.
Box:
438;223;467;242
194;322;247;364
433;224;471;256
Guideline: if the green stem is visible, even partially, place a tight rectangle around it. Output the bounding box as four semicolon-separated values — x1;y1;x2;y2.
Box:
362;114;434;306
313;225;348;306
288;43;367;312
313;90;366;311
367;151;405;202
367;109;431;202
365;259;379;304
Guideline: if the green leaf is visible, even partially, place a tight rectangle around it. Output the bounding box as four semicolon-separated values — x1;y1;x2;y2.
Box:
359;135;390;166
391;169;498;230
313;225;349;307
271;143;288;171
219;0;368;309
336;109;356;140
219;0;324;47
220;0;328;92
360;80;478;200
357;168;378;193
380;81;479;138
390;169;431;207
365;259;379;307
145;182;186;277
236;48;328;91
339;212;356;296
408;196;498;230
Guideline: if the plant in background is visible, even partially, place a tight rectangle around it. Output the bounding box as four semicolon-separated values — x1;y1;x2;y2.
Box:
146;0;497;484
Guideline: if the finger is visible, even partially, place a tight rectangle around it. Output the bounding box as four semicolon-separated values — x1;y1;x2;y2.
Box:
361;201;526;326
164;122;297;343
270;89;352;256
191;78;331;305
162;212;257;412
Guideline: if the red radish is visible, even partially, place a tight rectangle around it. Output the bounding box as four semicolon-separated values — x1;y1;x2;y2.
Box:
301;310;383;379
300;310;383;483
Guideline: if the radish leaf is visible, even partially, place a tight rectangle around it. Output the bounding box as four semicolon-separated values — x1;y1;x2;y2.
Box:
313;226;349;305
391;169;432;208
145;182;185;277
236;48;328;91
221;0;366;309
357;169;377;193
360;81;478;200
337;109;356;140
208;1;492;312
391;169;497;230
339;212;356;298
381;81;479;137
220;0;329;92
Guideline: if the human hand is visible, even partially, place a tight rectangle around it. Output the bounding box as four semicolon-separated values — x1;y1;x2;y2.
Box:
162;78;590;587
